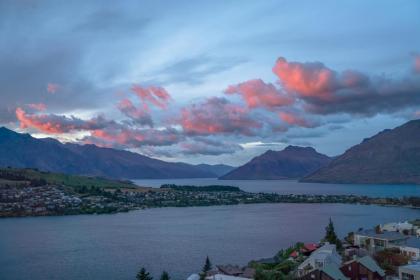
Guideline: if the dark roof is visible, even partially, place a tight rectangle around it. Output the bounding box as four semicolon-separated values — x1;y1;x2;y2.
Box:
217;265;243;276
241;267;255;279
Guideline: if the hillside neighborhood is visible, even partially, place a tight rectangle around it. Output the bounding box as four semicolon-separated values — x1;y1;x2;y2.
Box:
186;220;420;280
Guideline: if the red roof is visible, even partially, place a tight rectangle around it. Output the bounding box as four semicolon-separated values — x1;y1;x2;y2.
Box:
304;243;318;251
290;251;299;258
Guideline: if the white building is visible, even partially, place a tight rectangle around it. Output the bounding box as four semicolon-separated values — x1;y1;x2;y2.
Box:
354;229;408;253
297;242;342;277
399;263;420;280
398;237;420;261
381;221;414;233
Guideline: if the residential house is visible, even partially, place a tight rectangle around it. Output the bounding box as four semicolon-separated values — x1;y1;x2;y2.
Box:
299;263;349;280
381;222;414;233
354;229;409;253
398;237;420;261
340;256;385;280
399;263;420;280
343;246;368;260
301;243;319;256
297;243;342;277
214;265;255;279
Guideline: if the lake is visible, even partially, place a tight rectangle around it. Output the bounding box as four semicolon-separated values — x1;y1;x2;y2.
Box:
133;178;420;198
0;203;419;280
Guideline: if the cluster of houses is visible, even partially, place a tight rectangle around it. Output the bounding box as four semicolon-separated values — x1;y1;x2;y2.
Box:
0;184;136;217
188;220;420;280
0;185;82;216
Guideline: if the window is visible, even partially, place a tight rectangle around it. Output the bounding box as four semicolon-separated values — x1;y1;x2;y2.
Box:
373;239;385;247
401;272;414;280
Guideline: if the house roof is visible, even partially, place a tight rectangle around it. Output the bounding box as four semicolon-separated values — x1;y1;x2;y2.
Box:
241;267;255;279
321;264;349;280
404;237;420;249
304;243;318;251
356;229;408;241
210;274;252;280
400;263;420;272
298;243;341;271
358;256;385;277
217;265;243;276
290;251;299;258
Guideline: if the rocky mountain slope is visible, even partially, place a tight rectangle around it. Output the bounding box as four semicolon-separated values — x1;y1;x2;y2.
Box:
220;146;331;180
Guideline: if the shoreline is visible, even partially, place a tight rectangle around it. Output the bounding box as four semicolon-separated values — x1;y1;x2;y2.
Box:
1;191;419;218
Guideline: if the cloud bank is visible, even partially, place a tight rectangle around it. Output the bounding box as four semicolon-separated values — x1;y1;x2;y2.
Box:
13;55;420;158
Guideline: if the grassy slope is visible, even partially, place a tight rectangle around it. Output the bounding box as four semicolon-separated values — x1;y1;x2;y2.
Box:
0;167;136;189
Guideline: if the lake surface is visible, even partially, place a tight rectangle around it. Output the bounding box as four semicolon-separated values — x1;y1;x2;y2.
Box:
0;203;419;280
133;178;420;198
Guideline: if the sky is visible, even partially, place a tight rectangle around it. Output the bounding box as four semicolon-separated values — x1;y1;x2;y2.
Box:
1;0;420;166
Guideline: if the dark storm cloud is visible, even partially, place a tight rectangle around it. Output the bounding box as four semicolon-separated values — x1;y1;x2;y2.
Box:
0;0;151;125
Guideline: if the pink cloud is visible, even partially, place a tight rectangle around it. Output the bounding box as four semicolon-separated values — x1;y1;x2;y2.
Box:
180;97;261;136
84;127;182;148
272;57;337;100
15;107;110;134
27;103;47;111
278;111;316;128
225;79;294;109
47;83;60;94
117;98;153;127
131;85;171;110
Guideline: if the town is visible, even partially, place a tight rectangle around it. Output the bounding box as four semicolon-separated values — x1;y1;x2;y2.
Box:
174;219;420;280
1;178;420;218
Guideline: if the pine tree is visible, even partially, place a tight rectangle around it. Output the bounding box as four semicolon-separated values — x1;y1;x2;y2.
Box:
203;256;212;273
199;256;212;280
324;218;342;250
160;271;170;280
136;268;153;280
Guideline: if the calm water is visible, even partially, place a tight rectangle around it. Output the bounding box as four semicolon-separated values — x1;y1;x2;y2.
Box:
133;178;420;198
0;203;419;280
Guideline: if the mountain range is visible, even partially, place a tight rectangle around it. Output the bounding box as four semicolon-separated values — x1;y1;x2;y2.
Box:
0;127;233;179
303;120;420;184
220;146;332;180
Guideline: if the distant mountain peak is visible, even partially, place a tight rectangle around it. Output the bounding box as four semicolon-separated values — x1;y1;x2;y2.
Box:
284;145;316;152
220;146;331;180
0;128;217;179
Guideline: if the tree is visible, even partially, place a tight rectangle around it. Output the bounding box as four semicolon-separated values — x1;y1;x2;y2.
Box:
160;271;170;280
203;256;212;273
324;218;342;250
136;268;153;280
199;256;212;280
254;267;266;280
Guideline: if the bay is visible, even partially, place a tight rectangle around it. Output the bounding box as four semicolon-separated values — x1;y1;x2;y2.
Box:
0;203;419;280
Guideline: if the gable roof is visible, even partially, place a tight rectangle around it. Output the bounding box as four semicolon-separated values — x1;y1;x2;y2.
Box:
358;256;385;277
321;264;349;280
304;243;318;251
